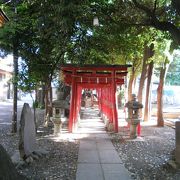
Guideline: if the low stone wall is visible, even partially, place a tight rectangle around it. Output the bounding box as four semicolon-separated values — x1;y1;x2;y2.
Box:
175;121;180;165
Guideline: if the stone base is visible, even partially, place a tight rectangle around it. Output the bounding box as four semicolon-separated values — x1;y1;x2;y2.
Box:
53;123;62;135
107;123;114;132
126;118;140;139
52;118;62;136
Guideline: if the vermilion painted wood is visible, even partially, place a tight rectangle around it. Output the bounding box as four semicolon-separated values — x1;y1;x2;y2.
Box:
61;64;130;133
111;70;118;132
137;123;141;136
68;69;75;132
61;64;130;71
63;77;125;85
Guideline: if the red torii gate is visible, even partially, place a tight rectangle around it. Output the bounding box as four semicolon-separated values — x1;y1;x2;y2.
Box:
61;64;131;133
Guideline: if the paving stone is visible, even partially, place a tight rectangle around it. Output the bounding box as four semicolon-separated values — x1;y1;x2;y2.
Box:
78;149;99;163
97;141;115;150
102;164;132;180
76;107;132;180
76;163;103;180
79;140;97;150
104;173;132;180
99;149;123;164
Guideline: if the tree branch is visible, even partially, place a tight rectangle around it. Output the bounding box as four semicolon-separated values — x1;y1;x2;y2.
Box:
153;0;158;15
132;0;180;45
132;0;154;16
172;0;180;16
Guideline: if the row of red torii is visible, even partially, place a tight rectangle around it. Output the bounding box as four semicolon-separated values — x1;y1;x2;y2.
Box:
61;64;131;133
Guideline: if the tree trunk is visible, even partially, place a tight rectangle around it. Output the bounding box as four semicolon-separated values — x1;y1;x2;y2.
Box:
157;67;166;126
128;69;135;101
36;84;45;109
64;85;71;99
137;44;149;117
45;80;52;117
49;83;53;116
41;84;45;108
12;44;18;133
30;93;37;132
45;86;49;116
144;61;154;121
157;56;172;126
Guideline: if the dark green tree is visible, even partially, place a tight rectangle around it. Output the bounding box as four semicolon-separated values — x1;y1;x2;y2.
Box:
0;0;32;133
166;51;180;85
114;0;180;45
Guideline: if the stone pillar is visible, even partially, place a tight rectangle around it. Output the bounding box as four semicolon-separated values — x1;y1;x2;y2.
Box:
51;107;62;136
175;121;180;164
52;118;62;136
125;94;143;139
129;119;139;139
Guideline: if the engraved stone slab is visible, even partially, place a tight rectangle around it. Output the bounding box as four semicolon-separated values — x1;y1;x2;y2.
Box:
19;103;36;159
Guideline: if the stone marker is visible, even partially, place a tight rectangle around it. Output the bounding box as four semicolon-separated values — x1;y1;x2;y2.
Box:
0;144;26;180
19;103;36;159
175;121;180;165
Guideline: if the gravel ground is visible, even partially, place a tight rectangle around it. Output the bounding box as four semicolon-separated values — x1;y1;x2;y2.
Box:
110;125;180;180
1;107;180;180
0;109;79;180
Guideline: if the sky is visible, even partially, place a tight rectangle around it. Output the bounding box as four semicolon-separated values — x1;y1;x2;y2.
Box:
0;54;13;64
0;54;13;72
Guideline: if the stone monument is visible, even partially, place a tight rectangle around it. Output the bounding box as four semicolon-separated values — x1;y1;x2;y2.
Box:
17;103;48;164
19;103;36;159
125;94;143;139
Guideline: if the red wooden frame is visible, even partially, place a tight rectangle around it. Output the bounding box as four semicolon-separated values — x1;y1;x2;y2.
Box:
61;64;131;133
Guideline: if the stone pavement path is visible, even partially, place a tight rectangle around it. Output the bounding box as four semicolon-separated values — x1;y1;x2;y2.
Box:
76;107;132;180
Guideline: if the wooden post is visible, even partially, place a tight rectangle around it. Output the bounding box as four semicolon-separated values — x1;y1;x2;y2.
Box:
109;87;113;123
68;69;75;132
112;70;118;132
107;88;109;119
72;83;78;132
137;123;141;136
101;88;103;115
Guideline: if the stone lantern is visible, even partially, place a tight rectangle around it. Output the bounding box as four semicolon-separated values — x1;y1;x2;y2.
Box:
51;92;69;136
125;94;143;139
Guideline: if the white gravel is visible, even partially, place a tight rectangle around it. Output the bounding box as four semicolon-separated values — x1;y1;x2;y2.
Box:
0;109;79;180
110;125;180;180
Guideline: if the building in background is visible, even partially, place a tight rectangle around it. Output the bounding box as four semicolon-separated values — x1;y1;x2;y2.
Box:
0;9;12;100
0;57;13;100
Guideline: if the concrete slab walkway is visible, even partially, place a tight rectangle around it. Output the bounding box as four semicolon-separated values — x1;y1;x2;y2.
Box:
76;108;132;180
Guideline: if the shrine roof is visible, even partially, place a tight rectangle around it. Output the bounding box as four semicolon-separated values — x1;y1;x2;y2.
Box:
61;64;131;86
61;64;131;71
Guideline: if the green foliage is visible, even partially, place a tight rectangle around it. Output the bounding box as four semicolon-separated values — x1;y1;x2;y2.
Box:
152;33;172;66
166;51;180;85
113;0;180;45
1;0;179;93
